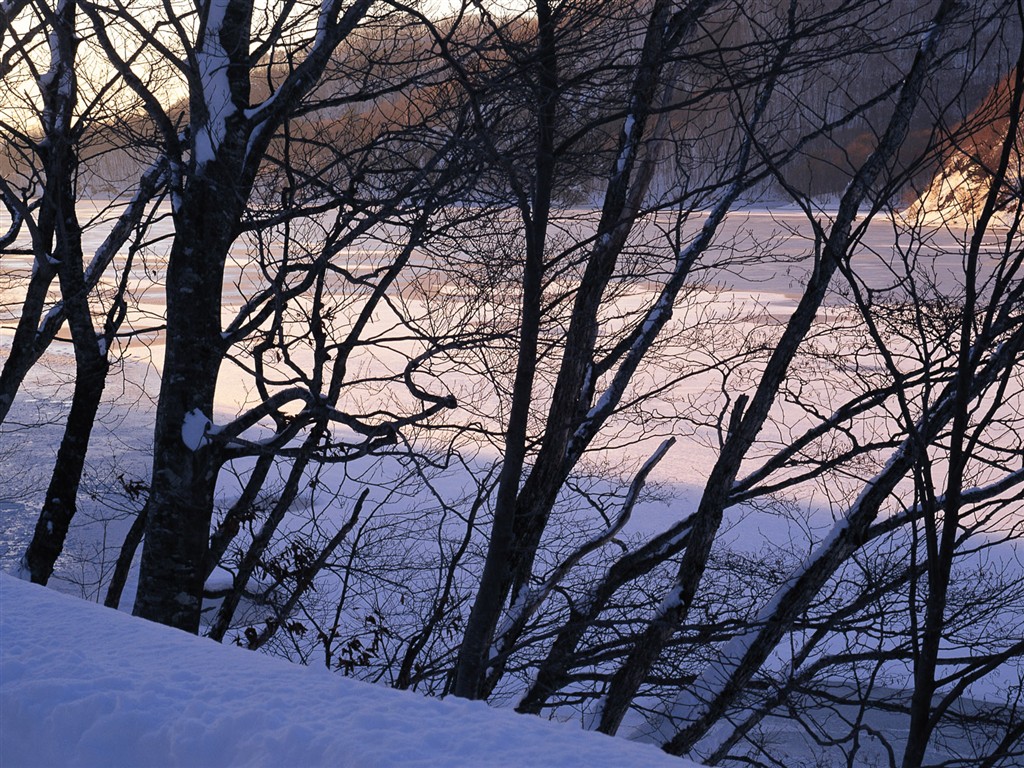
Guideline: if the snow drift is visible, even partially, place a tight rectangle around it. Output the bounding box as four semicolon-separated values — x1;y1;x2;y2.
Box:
0;574;699;768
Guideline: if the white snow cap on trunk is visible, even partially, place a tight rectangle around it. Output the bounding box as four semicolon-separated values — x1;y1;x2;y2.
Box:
181;408;213;451
194;0;236;166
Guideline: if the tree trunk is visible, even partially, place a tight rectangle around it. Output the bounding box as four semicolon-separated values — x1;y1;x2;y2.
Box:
595;0;959;731
451;0;558;699
22;353;108;583
131;179;236;632
104;501;147;609
901;39;1024;768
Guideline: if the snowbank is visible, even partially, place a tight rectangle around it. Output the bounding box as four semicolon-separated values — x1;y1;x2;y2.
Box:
0;575;698;768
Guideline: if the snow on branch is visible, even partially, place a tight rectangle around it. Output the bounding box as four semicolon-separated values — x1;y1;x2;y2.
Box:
241;0;374;168
567;185;741;460
84;157;168;285
568;29;790;466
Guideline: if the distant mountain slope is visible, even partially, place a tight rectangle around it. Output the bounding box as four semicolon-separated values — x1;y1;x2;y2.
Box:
910;69;1022;227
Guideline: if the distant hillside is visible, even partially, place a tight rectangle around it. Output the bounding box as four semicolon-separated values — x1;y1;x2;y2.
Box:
3;3;1018;207
910;70;1023;227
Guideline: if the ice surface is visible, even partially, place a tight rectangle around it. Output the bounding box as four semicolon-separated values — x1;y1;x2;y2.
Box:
0;575;701;768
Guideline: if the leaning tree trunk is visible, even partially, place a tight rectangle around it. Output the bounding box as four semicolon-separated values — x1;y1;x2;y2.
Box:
902;41;1024;768
594;0;961;736
23;352;109;584
450;0;558;698
19;0;113;584
104;501;147;609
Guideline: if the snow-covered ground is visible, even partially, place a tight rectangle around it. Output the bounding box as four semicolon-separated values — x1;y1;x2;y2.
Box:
0;574;699;768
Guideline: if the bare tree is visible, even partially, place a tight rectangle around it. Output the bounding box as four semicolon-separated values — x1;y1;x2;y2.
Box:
73;0;462;631
1;0;168;584
2;2;1020;766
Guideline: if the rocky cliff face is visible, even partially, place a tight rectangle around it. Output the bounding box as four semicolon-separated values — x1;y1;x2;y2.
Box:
911;70;1022;227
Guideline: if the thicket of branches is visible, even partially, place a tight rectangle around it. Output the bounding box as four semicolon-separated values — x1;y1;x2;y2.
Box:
2;0;1022;765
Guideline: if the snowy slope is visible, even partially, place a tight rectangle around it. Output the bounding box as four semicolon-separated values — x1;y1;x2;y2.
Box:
0;575;699;768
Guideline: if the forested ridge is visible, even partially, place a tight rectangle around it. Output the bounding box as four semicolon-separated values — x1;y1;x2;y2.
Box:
2;2;1018;202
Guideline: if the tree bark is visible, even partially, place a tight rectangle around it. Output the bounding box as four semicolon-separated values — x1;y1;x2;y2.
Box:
23;353;108;583
104;501;147;609
451;0;559;699
901;36;1024;768
132;174;239;631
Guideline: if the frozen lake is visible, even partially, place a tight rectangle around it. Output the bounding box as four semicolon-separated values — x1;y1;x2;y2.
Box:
1;197;1017;540
0;200;999;313
1;200;1016;567
1;201;1020;766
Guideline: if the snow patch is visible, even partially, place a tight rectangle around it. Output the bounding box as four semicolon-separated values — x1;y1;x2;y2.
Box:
657;582;684;614
194;0;237;166
36;303;64;336
181;408;213;451
615;113;636;175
